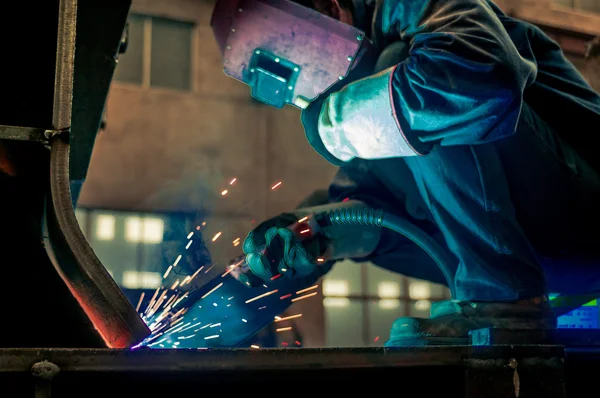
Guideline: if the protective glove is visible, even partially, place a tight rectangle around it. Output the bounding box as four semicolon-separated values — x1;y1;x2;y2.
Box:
317;67;418;163
242;213;328;285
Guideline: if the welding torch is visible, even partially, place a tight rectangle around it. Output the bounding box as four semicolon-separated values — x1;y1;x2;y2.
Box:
170;215;323;313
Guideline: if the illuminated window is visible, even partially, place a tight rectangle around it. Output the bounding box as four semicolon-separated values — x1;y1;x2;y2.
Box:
143;217;164;244
378;299;400;310
409;282;431;300
122;271;162;289
125;217;143;242
415;300;431;311
323;297;350;308
377;281;400;298
96;214;115;241
125;216;164;244
322;280;349;296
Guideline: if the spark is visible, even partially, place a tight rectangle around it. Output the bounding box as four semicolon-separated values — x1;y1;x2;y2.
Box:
200;324;211;330
201;283;223;299
296;285;318;295
135;292;145;312
210;323;221;328
172;292;189;308
298;216;308;223
171;280;180;290
213;302;218;307
179;321;202;333
204;264;216;273
228;296;234;300
174;255;182;267
221;190;228;196
233;241;240;247
300;229;310;234
212;232;222;242
182;276;191;285
182;266;204;286
202;222;207;226
246;289;278;304
145;288;161;315
250;345;260;349
281;342;289;347
178;334;196;340
271;181;282;190
374;336;380;342
271;274;282;281
204;335;219;340
196;225;201;230
242;319;247;322
259;306;267;310
185;240;193;249
276;327;292;332
280;294;292;300
291;292;317;302
274;314;302;322
295;341;301;346
187;232;194;239
163;266;173;278
229;178;237;185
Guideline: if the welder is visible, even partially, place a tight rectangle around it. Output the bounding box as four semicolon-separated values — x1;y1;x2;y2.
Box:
241;0;600;346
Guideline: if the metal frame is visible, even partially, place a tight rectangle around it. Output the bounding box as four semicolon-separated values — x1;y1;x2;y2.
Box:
0;346;584;398
38;0;150;348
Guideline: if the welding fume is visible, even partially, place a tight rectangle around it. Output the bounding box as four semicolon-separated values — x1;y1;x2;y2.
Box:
141;0;600;349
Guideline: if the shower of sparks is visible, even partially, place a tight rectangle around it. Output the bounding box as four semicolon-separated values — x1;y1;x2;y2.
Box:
291;292;318;302
245;289;278;304
134;177;325;350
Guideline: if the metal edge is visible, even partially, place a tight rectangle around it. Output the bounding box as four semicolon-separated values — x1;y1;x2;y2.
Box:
0;346;567;372
42;0;150;348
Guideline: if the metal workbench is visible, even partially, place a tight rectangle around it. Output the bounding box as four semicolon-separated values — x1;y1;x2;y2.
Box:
0;345;598;398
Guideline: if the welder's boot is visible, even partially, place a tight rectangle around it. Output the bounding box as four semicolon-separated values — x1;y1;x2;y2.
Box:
384;296;556;347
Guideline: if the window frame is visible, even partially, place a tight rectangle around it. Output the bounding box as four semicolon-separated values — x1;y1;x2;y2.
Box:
114;14;197;93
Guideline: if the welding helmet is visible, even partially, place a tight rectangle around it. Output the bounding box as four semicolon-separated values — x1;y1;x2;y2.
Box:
210;0;376;109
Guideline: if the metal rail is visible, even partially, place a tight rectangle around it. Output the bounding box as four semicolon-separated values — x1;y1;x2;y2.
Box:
0;347;584;398
41;0;150;348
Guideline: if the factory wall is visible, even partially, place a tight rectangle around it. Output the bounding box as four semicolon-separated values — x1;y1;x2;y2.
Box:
76;0;599;348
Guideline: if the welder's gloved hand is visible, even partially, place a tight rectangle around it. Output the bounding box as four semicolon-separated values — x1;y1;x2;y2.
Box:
242;213;327;286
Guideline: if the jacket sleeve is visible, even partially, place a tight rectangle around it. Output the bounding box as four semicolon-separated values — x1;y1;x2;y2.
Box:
321;0;539;159
390;0;542;154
